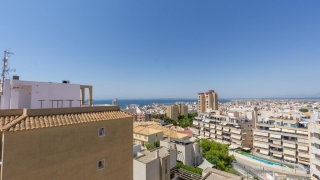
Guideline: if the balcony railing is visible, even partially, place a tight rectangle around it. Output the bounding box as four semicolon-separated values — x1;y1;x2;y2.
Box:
312;137;320;145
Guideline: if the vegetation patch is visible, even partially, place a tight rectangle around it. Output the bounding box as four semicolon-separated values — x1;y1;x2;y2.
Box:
196;139;235;173
176;162;202;175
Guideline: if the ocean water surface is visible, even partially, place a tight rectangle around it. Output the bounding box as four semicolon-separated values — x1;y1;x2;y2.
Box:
92;99;231;109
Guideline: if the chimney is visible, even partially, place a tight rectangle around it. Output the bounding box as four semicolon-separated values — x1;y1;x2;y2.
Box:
155;150;159;158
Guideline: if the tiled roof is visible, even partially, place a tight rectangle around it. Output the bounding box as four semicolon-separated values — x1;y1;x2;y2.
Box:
0;108;132;132
133;126;162;135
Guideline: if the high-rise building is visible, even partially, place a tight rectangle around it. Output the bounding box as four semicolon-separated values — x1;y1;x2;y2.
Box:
309;111;320;179
197;90;218;114
166;105;178;121
177;103;188;118
0;106;133;180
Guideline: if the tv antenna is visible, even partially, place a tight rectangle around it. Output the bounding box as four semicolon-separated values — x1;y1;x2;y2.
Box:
1;50;16;95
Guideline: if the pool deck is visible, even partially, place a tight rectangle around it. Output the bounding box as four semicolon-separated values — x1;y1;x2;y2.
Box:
243;154;287;168
230;151;309;177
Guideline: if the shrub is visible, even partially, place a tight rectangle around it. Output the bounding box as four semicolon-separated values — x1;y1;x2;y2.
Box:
177;162;202;175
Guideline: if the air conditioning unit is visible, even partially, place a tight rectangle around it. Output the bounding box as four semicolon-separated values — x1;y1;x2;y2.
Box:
62;80;70;84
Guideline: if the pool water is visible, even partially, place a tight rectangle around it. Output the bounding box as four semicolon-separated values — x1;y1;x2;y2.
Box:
244;154;287;167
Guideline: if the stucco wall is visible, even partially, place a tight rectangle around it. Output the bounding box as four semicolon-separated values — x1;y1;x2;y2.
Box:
146;158;160;180
2;79;82;109
133;160;147;180
1;117;133;180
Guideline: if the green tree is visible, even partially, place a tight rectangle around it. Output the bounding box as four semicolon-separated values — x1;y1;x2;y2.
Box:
163;117;174;124
178;114;186;120
154;114;163;119
299;108;309;113
154;140;160;148
145;143;152;150
197;139;235;172
205;154;219;167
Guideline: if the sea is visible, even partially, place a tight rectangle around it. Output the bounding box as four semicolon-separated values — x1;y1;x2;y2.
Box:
92;99;231;109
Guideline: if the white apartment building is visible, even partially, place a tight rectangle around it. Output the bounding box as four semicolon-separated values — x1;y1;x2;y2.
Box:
193;110;257;149
253;111;310;168
309;111;320;179
0;77;93;109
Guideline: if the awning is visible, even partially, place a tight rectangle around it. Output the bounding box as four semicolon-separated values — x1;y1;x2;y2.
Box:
222;123;227;125
235;125;240;128
242;147;251;151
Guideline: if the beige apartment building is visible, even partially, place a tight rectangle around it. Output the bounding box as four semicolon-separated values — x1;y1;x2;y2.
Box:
308;112;320;179
253;111;310;168
193;110;257;149
197;90;218;114
166;105;179;121
0;106;133;180
133;126;164;147
177;104;188;118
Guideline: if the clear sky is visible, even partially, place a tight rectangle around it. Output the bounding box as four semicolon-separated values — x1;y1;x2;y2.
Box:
1;1;320;99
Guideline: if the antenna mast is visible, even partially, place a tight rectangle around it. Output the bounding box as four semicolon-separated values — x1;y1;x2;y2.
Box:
1;50;15;95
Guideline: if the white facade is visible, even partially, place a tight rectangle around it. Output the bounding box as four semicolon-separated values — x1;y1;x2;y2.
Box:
0;79;85;109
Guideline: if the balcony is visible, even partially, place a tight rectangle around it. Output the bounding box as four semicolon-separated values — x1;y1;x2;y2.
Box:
298;152;310;159
284;149;296;156
269;143;282;148
312;147;320;156
256;121;275;127
297;138;309;145
312;159;320;167
222;141;231;145
282;138;297;144
312;137;320;145
253;130;269;137
270;149;283;155
223;128;230;132
312;126;320;134
312;167;320;179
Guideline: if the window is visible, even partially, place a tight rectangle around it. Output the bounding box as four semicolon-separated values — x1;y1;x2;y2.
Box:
98;127;105;137
98;159;105;170
276;122;281;125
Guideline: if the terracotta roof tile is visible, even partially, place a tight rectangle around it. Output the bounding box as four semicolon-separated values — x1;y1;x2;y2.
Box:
0;110;132;132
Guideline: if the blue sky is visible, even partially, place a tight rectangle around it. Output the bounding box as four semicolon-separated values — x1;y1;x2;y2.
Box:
1;1;320;99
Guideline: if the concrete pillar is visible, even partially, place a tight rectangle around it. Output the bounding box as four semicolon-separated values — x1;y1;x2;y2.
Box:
88;86;93;106
81;87;85;105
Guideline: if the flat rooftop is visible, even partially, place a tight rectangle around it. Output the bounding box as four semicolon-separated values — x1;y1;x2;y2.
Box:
202;167;243;180
134;146;171;164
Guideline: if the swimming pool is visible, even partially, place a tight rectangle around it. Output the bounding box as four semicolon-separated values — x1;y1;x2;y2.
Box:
244;154;288;167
